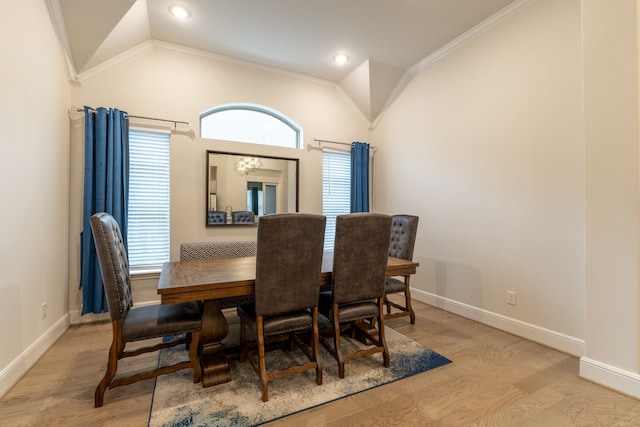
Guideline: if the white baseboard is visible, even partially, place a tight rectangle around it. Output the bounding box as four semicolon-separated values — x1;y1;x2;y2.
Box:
0;314;69;399
69;309;111;324
579;357;640;400
415;291;640;400
6;295;637;402
413;289;585;357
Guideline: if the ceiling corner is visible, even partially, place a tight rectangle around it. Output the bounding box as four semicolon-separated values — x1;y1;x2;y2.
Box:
339;59;405;122
59;0;138;73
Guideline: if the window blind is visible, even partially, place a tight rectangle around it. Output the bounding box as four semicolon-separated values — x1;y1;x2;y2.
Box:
322;150;351;250
127;129;170;269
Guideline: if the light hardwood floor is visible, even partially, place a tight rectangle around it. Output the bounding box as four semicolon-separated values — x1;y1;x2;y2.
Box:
1;299;639;426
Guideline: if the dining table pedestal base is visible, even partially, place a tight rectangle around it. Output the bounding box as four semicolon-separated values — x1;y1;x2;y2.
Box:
200;300;232;387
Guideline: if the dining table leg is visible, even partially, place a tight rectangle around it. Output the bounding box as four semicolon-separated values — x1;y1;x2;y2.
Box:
199;299;232;387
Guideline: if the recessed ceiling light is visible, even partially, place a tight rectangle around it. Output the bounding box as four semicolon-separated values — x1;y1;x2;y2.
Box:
169;4;191;19
333;53;349;65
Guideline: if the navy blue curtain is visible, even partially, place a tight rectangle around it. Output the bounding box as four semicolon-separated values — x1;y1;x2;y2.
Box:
80;106;129;315
350;141;370;212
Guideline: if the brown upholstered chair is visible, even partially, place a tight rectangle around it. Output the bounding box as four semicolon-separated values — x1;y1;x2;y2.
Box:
385;214;419;324
318;213;392;378
90;212;202;408
237;213;326;401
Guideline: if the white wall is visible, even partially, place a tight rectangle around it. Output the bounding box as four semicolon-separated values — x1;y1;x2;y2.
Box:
67;46;372;321
581;0;640;397
0;0;71;397
374;0;586;351
374;0;640;398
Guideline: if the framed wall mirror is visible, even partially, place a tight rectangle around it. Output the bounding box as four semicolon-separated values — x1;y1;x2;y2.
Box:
206;150;299;226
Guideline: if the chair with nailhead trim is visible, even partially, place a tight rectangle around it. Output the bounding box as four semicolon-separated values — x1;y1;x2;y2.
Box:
90;212;202;407
385;214;419;324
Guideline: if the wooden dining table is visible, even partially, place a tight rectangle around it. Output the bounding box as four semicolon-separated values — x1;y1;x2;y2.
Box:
158;251;419;388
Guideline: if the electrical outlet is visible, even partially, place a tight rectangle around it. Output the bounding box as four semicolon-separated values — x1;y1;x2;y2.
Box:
506;291;516;306
42;302;47;320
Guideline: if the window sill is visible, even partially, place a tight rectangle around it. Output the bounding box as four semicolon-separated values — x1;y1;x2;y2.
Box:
130;268;161;280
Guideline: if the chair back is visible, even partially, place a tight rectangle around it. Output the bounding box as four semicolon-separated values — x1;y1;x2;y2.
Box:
332;213;392;304
232;211;256;224
208;211;226;224
255;213;326;316
388;214;419;260
89;212;132;321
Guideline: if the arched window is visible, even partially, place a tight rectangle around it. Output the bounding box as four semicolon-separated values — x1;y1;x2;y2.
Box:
200;103;302;149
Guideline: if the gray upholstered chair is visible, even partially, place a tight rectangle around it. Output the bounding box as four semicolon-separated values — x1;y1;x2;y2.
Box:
207;211;226;224
232;210;256;224
385;214;419;324
318;213;392;378
179;240;257;309
90;212;202;408
237;213;326;401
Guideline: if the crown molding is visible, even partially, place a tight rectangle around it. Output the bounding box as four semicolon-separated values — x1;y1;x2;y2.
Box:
151;40;336;88
370;69;413;128
75;40;154;84
46;0;155;85
410;0;538;74
153;40;374;127
334;84;374;129
45;0;79;83
47;0;537;124
371;0;539;128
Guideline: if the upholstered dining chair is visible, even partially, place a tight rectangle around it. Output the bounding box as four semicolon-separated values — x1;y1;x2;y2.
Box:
385;214;419;324
237;213;326;401
232;210;256;224
207;211;226;224
318;212;392;379
90;212;202;408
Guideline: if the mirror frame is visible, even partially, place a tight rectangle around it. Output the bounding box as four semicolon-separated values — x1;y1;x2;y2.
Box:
206;150;299;226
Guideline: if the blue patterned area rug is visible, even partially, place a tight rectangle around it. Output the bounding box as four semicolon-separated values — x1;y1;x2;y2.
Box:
149;326;451;427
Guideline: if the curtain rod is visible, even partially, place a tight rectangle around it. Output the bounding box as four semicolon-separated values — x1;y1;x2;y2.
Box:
312;138;377;151
73;107;191;129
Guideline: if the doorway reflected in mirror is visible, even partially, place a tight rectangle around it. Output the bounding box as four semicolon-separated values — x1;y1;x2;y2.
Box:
206;150;298;226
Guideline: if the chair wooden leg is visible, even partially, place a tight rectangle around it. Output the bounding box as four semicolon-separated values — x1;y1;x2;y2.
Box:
311;308;322;385
257;317;269;402
384;276;416;324
403;275;416;324
288;334;296;352
404;286;416;324
380;327;390;367
377;300;390;367
94;343;118;408
384;295;392;314
332;309;345;379
94;323;123;408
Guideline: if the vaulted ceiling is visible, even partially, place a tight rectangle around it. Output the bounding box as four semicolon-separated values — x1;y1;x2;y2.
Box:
50;0;521;123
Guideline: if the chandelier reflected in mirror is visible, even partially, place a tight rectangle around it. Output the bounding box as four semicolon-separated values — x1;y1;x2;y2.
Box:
234;156;263;176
